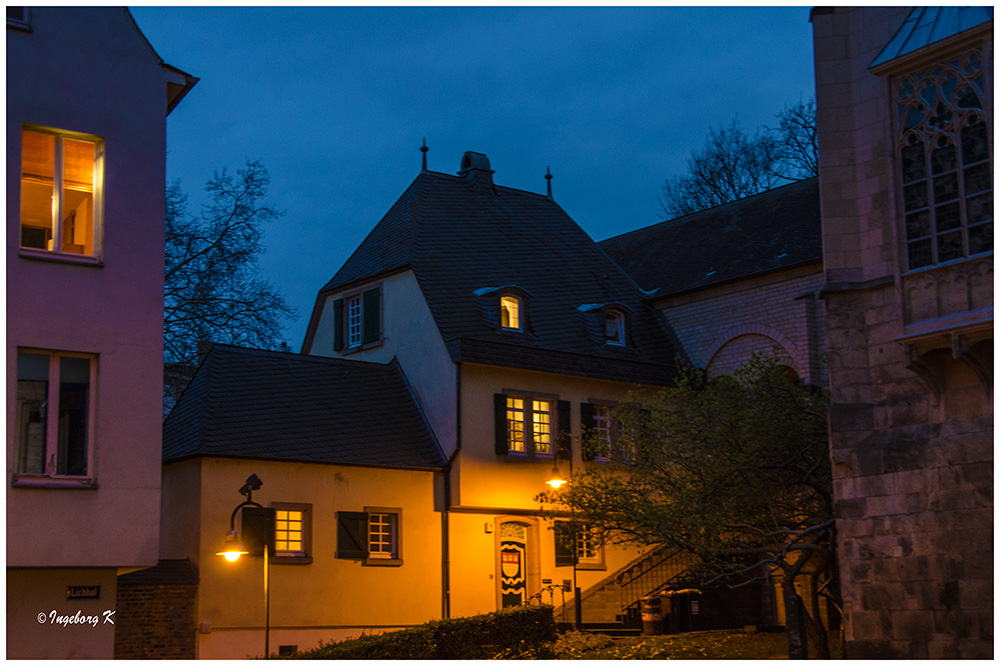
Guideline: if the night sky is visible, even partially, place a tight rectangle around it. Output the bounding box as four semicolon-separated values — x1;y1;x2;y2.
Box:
130;6;816;349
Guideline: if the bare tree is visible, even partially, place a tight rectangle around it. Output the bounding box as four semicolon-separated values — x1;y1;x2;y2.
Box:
164;160;296;407
661;99;818;219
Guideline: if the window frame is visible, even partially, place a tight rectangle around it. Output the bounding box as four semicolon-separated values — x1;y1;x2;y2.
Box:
19;125;104;263
892;47;992;272
603;309;627;346
13;349;98;488
496;390;562;459
335;507;402;566
332;283;383;354
499;293;523;331
581;400;638;463
270;502;312;565
7;6;30;30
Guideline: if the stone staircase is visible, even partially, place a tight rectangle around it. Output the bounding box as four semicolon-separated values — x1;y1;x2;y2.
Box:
554;548;694;627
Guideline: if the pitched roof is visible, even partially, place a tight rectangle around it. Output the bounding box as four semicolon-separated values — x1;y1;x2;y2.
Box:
163;345;444;469
318;160;684;383
870;6;993;70
598;178;821;298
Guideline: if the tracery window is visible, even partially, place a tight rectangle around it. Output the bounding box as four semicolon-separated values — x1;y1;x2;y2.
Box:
895;49;992;270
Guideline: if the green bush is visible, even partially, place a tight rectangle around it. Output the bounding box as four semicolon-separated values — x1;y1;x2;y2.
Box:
279;604;556;660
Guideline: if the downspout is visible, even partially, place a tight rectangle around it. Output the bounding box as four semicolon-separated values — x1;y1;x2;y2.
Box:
442;362;462;619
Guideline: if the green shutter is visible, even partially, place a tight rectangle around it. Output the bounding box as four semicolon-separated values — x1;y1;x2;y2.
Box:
554;521;575;567
557;400;571;457
580;402;595;461
494;393;509;455
362;288;381;344
336;511;368;559
333;299;344;352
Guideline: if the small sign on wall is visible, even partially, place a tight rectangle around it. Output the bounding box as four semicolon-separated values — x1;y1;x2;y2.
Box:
66;586;100;600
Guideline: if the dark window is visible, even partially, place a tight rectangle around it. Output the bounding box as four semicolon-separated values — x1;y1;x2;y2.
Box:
332;285;382;352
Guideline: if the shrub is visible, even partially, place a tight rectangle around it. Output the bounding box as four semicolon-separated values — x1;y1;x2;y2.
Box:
279;604;556;659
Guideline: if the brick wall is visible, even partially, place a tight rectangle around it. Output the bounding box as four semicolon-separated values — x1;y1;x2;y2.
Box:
658;264;826;386
813;6;994;659
114;583;197;659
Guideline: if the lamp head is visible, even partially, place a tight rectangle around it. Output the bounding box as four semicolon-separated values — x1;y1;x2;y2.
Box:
546;465;567;489
217;530;249;562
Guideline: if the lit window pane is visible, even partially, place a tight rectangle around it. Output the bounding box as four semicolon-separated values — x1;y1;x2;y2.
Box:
20;130;55;249
500;296;520;329
533;400;551;454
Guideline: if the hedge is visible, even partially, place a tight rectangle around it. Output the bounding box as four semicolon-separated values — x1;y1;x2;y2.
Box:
278;604;557;659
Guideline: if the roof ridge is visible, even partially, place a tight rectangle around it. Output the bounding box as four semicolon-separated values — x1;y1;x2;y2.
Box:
211;342;399;371
600;176;819;244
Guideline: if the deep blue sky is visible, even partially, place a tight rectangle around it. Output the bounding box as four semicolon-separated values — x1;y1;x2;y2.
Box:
130;6;816;349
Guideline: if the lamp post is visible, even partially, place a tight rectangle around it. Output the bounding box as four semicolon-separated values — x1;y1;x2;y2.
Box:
216;473;273;659
545;440;582;631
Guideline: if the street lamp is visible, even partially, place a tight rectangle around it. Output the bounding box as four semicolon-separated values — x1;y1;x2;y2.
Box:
544;439;582;630
218;473;274;659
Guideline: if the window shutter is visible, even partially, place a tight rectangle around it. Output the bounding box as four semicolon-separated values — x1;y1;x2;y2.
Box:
554;521;575;567
336;511;368;559
333;299;344;352
362;288;381;344
580;402;595;461
494;393;509;455
557;400;571;457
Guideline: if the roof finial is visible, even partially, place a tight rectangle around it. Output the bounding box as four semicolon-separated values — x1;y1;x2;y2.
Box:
545;165;553;199
421;138;429;172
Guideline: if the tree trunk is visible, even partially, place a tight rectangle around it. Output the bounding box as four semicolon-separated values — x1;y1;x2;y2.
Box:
782;583;808;659
807;571;831;659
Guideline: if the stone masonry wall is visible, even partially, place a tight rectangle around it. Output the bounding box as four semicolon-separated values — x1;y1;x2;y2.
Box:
814;6;993;660
114;584;197;659
659;264;826;386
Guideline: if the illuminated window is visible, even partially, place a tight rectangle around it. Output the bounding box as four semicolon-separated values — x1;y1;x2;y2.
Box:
20;127;102;257
604;311;625;345
504;396;552;456
500;295;521;330
346;295;362;348
368;512;398;559
272;505;311;560
15;350;95;481
895;49;992;270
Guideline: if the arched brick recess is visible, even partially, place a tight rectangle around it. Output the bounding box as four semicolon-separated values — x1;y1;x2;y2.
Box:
704;324;803;376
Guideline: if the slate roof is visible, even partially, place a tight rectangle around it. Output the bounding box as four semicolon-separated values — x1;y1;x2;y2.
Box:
598;178;821;298
117;559;199;586
317;161;684;385
870;6;993;70
163;345;444;469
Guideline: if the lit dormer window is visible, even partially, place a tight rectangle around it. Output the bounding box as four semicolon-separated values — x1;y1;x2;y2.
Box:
500;295;521;330
604;311;625;346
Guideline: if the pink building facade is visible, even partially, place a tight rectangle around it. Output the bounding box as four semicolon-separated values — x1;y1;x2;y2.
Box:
6;7;195;659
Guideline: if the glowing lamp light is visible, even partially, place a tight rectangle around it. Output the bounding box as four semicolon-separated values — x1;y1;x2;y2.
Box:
546;466;568;489
217;530;248;562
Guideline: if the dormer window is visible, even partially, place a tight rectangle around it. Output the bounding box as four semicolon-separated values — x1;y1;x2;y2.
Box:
604;311;625;346
500;295;521;330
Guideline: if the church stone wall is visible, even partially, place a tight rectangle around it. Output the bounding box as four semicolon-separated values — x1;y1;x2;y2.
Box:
813;6;993;659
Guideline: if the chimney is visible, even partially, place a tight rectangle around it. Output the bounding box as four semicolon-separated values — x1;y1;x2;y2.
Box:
457;151;494;187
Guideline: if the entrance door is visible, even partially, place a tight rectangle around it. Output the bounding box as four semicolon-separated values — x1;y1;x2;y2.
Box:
498;521;528;607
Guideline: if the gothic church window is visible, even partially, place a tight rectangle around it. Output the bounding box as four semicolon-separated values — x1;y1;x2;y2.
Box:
895;49;992;270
